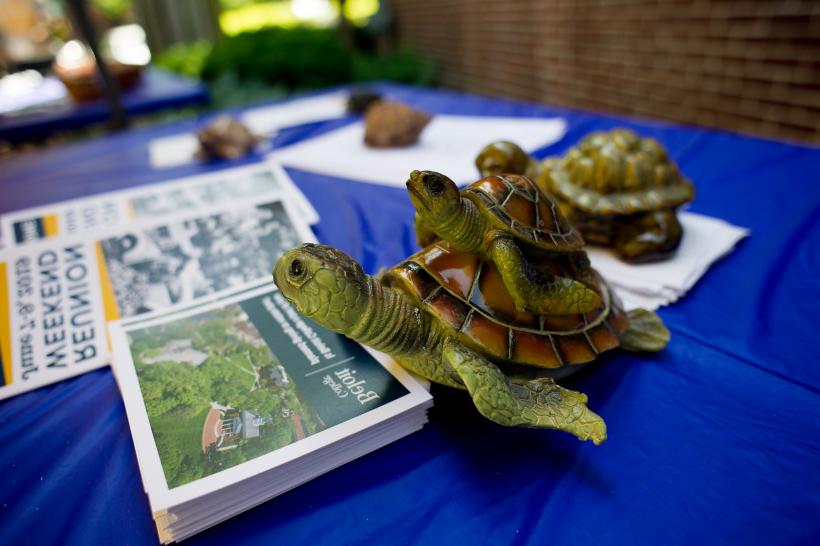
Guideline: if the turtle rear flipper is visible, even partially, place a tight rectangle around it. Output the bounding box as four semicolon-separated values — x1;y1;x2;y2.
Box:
619;308;670;352
443;341;607;445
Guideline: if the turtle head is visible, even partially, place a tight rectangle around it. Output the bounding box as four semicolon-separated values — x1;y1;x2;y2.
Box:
273;244;370;334
407;170;460;226
475;140;530;177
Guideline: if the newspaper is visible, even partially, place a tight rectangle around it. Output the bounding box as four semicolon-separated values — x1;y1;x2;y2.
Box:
0;170;313;399
1;162;318;250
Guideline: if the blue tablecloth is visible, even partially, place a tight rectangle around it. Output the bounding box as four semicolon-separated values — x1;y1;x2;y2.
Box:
1;84;819;545
0;67;208;143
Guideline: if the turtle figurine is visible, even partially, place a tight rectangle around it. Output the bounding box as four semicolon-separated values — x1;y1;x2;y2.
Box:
475;140;545;181
408;170;600;316
363;101;432;148
475;129;695;263
273;241;669;444
197;115;262;161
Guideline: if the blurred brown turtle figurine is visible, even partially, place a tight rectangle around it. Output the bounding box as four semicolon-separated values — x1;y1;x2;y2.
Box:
364;101;432;148
274;237;669;444
197;116;262;160
476;129;695;263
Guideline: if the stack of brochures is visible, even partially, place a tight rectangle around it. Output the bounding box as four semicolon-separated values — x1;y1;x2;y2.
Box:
0;161;432;542
111;285;431;543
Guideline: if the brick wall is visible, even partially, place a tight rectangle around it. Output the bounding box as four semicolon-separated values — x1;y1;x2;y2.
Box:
392;0;820;143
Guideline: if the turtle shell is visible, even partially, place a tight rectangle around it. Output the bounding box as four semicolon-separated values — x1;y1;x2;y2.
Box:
463;173;585;251
543;129;695;216
386;241;629;370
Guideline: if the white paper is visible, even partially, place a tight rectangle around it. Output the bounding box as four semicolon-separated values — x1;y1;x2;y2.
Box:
0;71;67;115
0;196;314;400
241;91;349;135
0;243;111;400
1;162;318;250
148;133;201;169
272;115;568;187
589;212;749;310
148;92;348;170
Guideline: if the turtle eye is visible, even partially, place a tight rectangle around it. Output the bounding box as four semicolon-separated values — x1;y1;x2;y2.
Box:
289;258;306;279
426;176;444;196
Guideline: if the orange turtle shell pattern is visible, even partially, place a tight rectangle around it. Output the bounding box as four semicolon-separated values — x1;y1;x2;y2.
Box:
386;241;629;370
463;174;585;252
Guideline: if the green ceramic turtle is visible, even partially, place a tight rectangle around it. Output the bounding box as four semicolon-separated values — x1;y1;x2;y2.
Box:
408;170;601;316
476;129;696;263
273;241;669;444
474;140;544;181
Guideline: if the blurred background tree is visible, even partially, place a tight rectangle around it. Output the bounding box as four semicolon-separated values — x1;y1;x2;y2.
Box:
148;0;437;108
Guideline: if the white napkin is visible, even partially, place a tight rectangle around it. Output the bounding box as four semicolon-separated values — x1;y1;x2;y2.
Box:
148;133;202;169
588;212;749;310
271;115;568;187
240;91;349;135
148;92;350;170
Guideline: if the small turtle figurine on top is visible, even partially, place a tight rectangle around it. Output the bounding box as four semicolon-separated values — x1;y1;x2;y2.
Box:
476;129;695;263
408;170;600;315
273;237;669;443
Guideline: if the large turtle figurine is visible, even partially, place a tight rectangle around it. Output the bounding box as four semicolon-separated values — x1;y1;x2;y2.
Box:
408;170;601;315
274;242;669;444
476;129;695;262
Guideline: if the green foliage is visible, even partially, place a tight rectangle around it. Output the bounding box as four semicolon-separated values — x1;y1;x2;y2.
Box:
90;0;132;23
197;27;436;91
155;41;214;80
150;407;212;485
220;0;268;10
138;362;211;417
154;27;438;109
352;48;439;86
202;27;352;89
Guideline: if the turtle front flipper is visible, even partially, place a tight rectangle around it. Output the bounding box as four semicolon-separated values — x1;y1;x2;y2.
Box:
484;231;601;314
443;341;607;445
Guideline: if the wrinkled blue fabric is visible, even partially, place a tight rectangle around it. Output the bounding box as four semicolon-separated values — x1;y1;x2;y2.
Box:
1;84;818;546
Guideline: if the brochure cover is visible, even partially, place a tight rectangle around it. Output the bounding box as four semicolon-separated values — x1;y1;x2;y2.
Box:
1;162;318;249
0;198;313;399
110;284;432;541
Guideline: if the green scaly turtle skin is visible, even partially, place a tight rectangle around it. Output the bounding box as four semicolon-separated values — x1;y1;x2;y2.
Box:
475;129;695;263
274;243;670;445
408;170;601;316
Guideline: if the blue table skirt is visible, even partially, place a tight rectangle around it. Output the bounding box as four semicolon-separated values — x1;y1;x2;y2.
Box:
1;84;818;545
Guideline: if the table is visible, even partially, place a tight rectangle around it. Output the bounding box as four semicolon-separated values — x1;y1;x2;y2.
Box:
0;67;209;143
1;84;819;545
